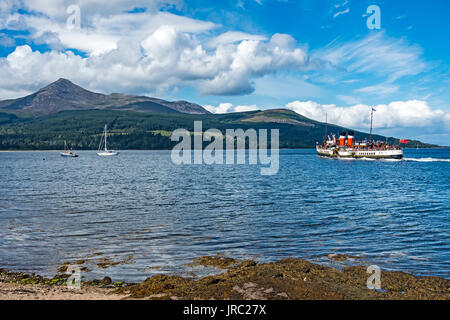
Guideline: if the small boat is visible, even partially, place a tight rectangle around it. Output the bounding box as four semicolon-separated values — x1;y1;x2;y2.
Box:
60;141;78;157
97;124;119;156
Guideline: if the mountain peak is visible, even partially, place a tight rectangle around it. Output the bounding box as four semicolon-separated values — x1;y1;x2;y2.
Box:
40;78;84;92
54;78;75;86
0;79;210;115
55;78;72;84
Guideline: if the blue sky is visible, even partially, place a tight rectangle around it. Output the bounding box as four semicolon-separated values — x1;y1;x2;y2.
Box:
0;0;449;144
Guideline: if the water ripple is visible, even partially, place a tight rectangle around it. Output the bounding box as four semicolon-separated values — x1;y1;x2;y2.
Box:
0;149;449;281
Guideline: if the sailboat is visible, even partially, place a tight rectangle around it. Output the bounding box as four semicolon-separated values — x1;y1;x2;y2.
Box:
60;140;78;157
97;124;119;156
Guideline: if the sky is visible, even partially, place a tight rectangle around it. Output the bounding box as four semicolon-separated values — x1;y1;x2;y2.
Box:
0;0;449;144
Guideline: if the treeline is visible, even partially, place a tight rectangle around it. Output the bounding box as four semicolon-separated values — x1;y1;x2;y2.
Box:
0;109;438;150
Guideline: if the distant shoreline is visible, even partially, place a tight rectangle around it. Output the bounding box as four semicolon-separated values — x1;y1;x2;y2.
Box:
0;147;449;152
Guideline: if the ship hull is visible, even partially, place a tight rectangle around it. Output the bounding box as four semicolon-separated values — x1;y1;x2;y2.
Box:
316;147;403;159
97;151;119;156
60;153;78;157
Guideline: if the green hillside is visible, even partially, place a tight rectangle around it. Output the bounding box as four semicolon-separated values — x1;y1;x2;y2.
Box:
0;109;437;150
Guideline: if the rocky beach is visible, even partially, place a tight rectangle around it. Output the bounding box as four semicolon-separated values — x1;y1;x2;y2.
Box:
1;256;448;300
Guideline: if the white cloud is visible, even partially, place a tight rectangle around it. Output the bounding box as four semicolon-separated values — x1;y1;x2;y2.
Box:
334;1;348;8
21;0;183;20
207;31;267;48
445;113;450;129
286;100;449;131
199;33;309;95
0;87;32;100
203;103;259;114
1;1;181;31
333;8;350;19
0;27;310;98
234;104;259;112
355;83;399;95
15;10;216;56
1;45;88;89
1;1;437;107
315;32;426;83
0;0;314;98
0;34;15;47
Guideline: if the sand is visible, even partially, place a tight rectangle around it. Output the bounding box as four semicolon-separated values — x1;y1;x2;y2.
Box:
0;282;126;300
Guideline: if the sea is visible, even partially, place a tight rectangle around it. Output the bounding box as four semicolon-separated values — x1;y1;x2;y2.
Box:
0;149;449;282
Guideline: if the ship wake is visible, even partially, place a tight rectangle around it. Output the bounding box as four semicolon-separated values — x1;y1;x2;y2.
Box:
320;156;450;162
403;157;450;162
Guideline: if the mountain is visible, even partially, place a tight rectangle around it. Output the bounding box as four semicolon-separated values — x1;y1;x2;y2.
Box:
0;79;209;116
0;79;438;150
0;108;438;150
241;109;317;126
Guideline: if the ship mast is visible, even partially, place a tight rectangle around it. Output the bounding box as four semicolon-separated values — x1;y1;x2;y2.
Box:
324;112;328;141
369;108;375;143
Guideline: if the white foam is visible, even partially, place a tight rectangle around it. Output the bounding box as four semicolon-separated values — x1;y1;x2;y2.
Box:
409;255;429;261
322;156;450;163
403;157;450;162
359;157;376;161
337;157;356;160
389;251;407;258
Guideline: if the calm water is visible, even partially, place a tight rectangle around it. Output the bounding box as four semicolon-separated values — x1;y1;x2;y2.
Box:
0;149;449;281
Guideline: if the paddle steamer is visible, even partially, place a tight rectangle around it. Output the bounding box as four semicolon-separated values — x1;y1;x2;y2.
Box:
316;109;403;159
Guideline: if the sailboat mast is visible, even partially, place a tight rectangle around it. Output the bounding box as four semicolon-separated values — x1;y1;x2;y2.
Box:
104;124;107;151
